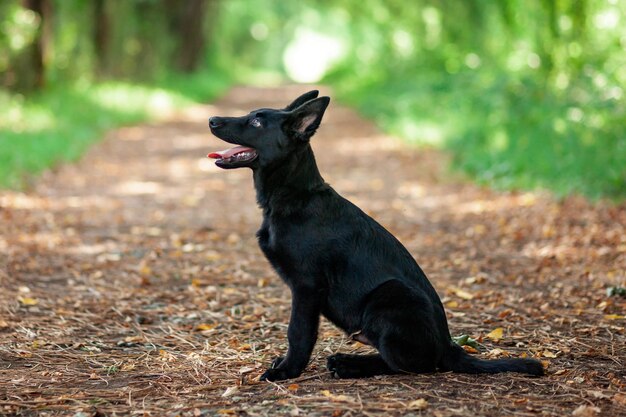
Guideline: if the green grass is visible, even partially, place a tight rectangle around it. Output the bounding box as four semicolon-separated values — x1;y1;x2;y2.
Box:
328;69;626;200
0;71;230;189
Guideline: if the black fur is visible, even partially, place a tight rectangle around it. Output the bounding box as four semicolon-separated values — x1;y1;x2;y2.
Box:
208;91;544;381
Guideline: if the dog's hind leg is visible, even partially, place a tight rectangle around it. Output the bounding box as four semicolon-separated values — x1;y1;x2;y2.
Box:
330;280;446;378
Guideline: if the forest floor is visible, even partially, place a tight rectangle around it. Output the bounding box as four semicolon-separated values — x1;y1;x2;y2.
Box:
1;86;625;417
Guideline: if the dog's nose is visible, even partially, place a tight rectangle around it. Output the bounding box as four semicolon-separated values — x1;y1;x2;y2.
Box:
209;117;221;128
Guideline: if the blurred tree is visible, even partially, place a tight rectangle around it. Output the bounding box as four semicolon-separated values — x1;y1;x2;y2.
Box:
1;0;219;89
164;0;215;72
22;0;53;89
93;0;111;77
0;0;52;90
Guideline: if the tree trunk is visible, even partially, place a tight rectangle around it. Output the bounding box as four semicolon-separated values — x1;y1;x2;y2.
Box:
93;0;110;78
165;0;213;73
22;0;52;89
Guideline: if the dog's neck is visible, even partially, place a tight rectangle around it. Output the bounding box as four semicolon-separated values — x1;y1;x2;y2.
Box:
253;144;326;215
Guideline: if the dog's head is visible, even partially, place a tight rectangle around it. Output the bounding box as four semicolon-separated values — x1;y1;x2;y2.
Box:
208;90;330;169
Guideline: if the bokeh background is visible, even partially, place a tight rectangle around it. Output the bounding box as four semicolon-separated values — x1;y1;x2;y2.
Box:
1;0;625;199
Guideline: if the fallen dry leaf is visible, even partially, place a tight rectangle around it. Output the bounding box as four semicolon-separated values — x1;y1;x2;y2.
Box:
222;386;239;398
195;323;217;331
449;287;474;300
407;398;428;410
462;345;479;353
320;390;357;403
18;297;38;306
587;390;611;399
571;405;601;417
486;327;504;341
613;393;626;406
486;348;509;358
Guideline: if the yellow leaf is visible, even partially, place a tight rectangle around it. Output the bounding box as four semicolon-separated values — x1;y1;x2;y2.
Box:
320;390;356;403
408;398;428;410
486;327;504;341
257;278;269;288
445;300;459;308
449;287;474;300
196;323;217;331
18;297;38;306
139;264;151;277
604;314;625;320
542;350;557;358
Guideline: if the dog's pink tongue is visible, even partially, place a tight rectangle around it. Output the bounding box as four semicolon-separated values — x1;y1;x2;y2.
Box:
208;146;253;159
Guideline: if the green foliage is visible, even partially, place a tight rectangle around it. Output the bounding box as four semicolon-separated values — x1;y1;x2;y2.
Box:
0;72;229;189
331;69;626;199
320;0;626;200
194;0;626;199
0;0;228;189
1;0;625;199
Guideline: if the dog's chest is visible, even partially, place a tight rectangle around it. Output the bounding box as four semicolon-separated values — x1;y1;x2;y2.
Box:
256;219;309;280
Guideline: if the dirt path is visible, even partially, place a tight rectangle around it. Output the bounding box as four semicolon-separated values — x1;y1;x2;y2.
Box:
1;86;625;416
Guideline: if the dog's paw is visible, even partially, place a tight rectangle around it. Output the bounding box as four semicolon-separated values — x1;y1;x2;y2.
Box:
327;354;351;379
259;367;291;381
327;354;370;379
259;357;299;382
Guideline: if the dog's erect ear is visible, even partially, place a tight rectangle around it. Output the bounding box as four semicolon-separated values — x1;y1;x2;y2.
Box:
286;96;330;141
284;90;320;112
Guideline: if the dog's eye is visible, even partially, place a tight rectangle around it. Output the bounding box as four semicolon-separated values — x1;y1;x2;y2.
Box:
250;118;262;128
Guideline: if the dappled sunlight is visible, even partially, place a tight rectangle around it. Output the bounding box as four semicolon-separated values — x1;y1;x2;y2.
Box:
171;132;212;151
332;134;403;154
113;180;162;196
64;242;121;256
197;157;223;173
396;119;446;146
88;84;190;118
453;193;541;215
116;126;146;141
176;104;218;123
283;28;346;83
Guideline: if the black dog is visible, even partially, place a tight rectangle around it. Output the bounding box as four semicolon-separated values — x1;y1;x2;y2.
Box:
208;90;544;381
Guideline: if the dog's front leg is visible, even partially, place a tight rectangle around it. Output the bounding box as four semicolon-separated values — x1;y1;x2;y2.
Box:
260;287;321;381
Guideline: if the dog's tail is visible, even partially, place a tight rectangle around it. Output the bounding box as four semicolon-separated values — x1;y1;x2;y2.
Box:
440;343;544;376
